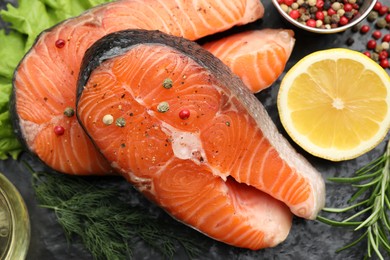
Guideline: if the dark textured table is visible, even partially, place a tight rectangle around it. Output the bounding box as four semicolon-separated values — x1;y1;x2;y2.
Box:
1;0;389;259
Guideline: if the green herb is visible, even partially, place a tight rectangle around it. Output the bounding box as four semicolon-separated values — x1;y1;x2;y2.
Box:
317;140;390;260
25;163;206;259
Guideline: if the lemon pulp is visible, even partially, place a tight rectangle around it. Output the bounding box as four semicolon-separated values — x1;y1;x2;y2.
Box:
278;48;390;161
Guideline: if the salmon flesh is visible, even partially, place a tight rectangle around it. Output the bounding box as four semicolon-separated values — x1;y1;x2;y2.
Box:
76;30;326;249
10;0;264;175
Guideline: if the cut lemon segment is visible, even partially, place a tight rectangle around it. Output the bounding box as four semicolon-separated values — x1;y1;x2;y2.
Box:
277;48;390;161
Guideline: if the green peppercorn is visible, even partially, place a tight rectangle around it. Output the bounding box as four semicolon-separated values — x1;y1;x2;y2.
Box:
371;52;379;62
367;11;379;22
331;14;340;24
324;15;332;24
157;101;170;113
63;107;75;117
162;78;173;89
376;18;387;29
115;117;126;127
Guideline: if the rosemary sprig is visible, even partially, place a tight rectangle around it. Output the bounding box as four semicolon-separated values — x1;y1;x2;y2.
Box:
25;163;207;260
317;141;390;260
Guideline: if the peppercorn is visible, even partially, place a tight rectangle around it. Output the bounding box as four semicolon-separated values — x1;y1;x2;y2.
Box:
102;114;114;125
331;2;342;11
375;44;383;53
367;11;379;22
372;30;382;39
55;39;66;48
290;9;301;19
383;34;390;42
162;78;173;89
371;52;379;62
344;11;354;20
306;19;316;27
360;24;370;34
380;59;389;69
63;107;75;117
157;101;170;113
339;16;348;26
376;18;387;29
367;39;377;50
316;11;325;20
374;2;382;11
323;1;331;10
115;117;126;127
346;37;355;46
379;6;389;16
179;109;191;120
381;42;390;50
331;14;340;24
362;51;371;58
385;14;390;23
378;50;388;60
351;24;360;32
54;126;65;136
307;0;316;7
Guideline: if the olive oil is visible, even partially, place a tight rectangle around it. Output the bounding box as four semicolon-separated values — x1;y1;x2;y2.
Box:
0;173;30;260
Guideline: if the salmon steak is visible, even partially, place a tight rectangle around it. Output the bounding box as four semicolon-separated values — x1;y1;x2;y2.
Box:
203;29;295;93
76;30;326;249
10;0;264;175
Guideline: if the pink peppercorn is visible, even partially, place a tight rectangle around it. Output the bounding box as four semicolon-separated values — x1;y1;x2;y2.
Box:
374;2;382;11
306;19;316;27
360;25;370;34
290;10;301;19
379;51;388;60
316;11;324;20
382;34;390;42
379;6;389;15
327;8;336;16
367;39;377;50
385;14;390;23
55;39;66;48
179;109;191;120
339;16;349;26
372;30;382;39
284;0;294;6
344;3;353;12
54;125;65;136
380;59;389;69
316;0;324;9
363;51;371;58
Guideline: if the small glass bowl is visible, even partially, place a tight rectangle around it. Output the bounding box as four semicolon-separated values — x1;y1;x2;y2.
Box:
272;0;377;34
0;173;30;260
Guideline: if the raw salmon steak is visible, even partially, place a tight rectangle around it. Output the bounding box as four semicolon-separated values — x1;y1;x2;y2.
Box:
203;29;295;93
10;0;264;175
76;29;325;249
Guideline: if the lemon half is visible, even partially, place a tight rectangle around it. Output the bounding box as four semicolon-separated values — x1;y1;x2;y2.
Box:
277;48;390;161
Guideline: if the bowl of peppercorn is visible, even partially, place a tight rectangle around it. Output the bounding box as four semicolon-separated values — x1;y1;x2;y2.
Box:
272;0;377;34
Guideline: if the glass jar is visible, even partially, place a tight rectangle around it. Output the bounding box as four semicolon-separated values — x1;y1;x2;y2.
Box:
0;173;30;260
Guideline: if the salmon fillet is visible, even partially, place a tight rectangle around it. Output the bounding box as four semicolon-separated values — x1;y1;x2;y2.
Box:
76;29;325;242
203;29;295;93
11;0;264;175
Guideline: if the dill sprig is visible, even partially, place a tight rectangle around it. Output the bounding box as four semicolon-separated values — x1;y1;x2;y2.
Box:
317;141;390;260
25;163;207;260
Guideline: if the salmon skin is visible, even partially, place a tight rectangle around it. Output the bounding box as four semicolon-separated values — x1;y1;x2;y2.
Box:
10;0;264;175
76;29;325;250
203;29;295;93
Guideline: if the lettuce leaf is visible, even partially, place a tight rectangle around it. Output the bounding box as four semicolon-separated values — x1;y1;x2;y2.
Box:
0;30;25;79
0;78;20;160
0;0;113;160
